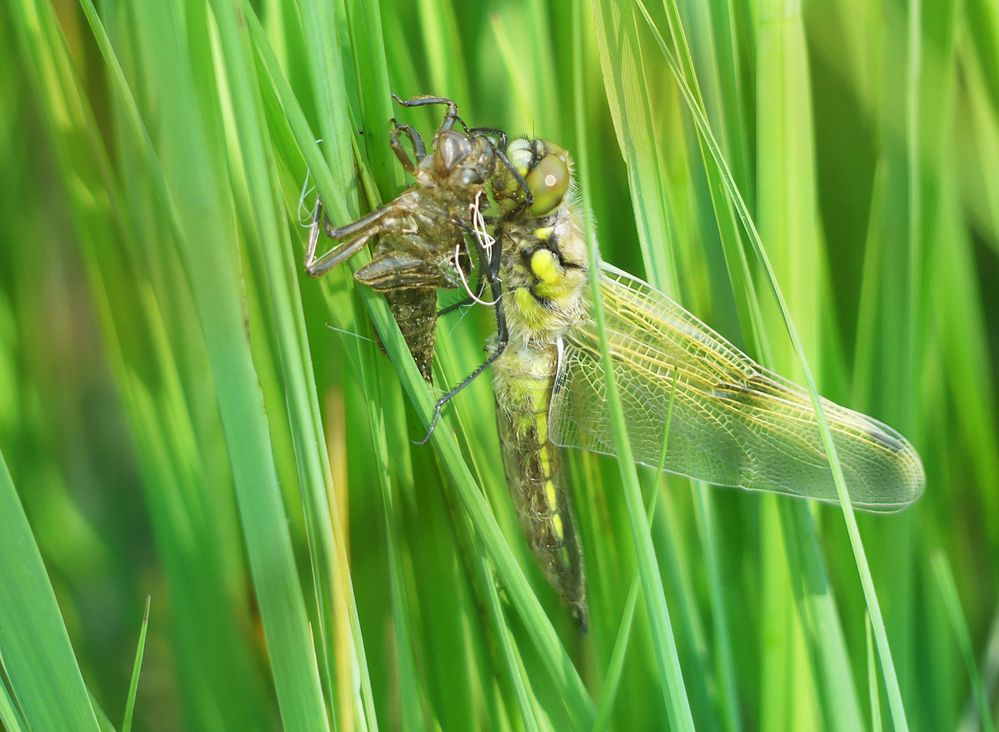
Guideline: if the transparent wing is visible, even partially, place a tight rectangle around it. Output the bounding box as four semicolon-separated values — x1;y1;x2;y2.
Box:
549;264;925;511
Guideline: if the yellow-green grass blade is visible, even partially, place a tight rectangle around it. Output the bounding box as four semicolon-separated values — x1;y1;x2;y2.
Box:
755;1;864;728
482;562;545;732
600;4;744;723
620;3;867;729
592;0;679;295
575;3;694;729
591;490;659;732
0;678;27;732
120;597;150;732
598;7;752;725
592;383;679;731
657;0;766;355
247;18;382;728
7;1;272;728
0;449;100;731
932;553;996;732
250;7;595;727
87;2;332;728
635;2;912;728
691;486;741;732
590;6;732;725
867;614;884;732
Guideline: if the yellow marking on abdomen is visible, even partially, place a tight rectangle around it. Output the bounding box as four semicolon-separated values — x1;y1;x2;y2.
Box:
535;411;549;444
539;445;552;481
552;513;564;540
545;480;558;510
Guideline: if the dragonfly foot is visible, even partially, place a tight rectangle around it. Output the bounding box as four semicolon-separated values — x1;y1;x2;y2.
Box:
413;401;445;445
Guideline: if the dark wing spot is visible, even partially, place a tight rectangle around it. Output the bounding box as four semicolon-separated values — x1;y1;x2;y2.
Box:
866;424;907;453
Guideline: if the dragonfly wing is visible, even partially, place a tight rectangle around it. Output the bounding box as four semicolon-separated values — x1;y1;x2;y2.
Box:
549;264;925;511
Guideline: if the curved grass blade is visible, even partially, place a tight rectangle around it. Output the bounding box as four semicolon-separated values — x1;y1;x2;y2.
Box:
573;3;694;728
120;597;151;732
932;552;996;732
72;3;333;728
592;381;677;731
634;2;913;727
0;449;100;731
249;9;595;726
0;679;27;732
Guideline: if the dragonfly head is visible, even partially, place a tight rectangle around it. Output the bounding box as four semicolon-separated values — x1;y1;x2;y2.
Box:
497;138;572;217
432;130;496;188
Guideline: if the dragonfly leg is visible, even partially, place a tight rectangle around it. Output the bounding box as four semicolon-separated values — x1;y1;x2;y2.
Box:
494;148;534;215
413;339;507;445
414;221;510;444
389;120;426;173
304;199;385;277
391;93;466;134
437;291;477;318
466;126;508;150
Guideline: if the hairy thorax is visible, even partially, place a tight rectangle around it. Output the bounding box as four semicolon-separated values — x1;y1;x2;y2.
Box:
498;203;589;350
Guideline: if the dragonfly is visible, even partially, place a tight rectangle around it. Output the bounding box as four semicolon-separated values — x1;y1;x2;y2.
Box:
308;97;926;632
480;136;925;631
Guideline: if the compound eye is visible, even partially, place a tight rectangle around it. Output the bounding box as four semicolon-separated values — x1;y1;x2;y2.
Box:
525;153;569;216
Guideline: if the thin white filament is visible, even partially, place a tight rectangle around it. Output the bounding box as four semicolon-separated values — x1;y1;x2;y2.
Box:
324;323;376;344
454;190;500;306
298;171;317;227
297;139;325;226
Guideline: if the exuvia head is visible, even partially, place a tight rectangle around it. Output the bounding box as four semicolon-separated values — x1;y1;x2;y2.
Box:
501;138;572;217
430;130;497;187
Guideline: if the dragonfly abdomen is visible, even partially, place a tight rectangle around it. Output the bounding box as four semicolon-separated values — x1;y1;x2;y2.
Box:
494;343;587;630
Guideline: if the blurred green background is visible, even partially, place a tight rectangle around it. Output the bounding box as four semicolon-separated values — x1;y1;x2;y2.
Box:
1;0;998;730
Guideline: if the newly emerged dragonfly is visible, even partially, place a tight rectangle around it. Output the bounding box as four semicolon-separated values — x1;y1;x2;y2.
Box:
308;96;925;631
484;137;925;629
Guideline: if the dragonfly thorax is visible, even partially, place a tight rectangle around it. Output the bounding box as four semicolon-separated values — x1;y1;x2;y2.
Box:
499;203;589;349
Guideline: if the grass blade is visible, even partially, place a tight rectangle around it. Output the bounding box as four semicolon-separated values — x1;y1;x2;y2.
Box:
634;4;912;727
575;3;694;728
0;449;100;731
120;597;151;732
932;553;996;732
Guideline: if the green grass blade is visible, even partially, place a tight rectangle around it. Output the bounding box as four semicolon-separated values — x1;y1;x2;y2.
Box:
0;677;27;732
635;5;911;727
867;613;884;732
593;385;678;731
482;566;544;732
575;4;694;729
932;553;996;732
0;449;100;731
252;28;596;732
120;597;151;732
691;487;741;732
108;3;332;727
